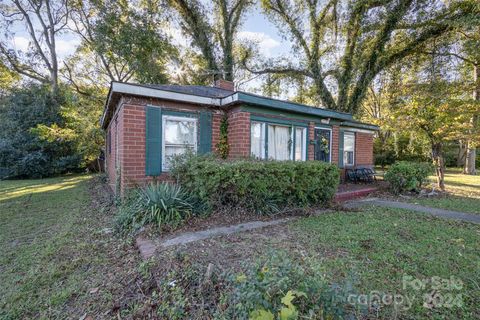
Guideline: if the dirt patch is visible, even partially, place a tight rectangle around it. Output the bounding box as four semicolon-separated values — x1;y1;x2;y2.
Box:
152;221;346;277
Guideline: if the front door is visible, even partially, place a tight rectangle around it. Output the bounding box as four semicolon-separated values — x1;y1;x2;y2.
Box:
314;128;331;162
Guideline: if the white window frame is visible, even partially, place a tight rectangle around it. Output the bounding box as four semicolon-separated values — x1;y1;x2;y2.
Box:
294;127;307;161
250;121;266;159
343;131;355;166
314;127;332;163
250;121;308;161
162;115;197;171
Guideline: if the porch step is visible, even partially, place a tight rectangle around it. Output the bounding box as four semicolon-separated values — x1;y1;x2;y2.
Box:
334;187;378;202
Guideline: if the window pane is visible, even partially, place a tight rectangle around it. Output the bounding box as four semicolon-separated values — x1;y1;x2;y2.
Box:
344;132;355;152
163;116;197;171
345;151;354;165
343;132;355;165
295;127;306;161
251;122;265;159
268;125;290;160
164;146;190;168
164;119;196;144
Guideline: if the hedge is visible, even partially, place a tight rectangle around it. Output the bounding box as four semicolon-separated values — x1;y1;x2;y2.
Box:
170;154;340;214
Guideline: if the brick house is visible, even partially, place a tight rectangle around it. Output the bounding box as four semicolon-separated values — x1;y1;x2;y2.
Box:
102;80;378;193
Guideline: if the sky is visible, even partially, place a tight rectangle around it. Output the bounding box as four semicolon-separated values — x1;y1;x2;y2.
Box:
4;2;296;95
8;4;289;68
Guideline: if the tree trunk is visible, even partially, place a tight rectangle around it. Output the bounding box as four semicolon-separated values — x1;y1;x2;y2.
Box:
464;139;477;175
432;142;445;191
457;140;466;167
464;64;479;175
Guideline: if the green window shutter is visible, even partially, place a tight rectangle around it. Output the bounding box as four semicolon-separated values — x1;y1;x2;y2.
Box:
198;111;212;154
145;106;162;175
338;130;344;168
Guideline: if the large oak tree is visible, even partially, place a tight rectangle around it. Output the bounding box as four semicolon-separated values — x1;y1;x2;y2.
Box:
167;0;253;82
243;0;479;114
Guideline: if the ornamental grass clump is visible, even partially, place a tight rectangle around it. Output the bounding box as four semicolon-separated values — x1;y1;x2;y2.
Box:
115;182;203;234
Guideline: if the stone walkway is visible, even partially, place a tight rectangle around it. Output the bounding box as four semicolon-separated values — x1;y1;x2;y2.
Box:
347;198;480;224
136;217;295;259
136;198;480;260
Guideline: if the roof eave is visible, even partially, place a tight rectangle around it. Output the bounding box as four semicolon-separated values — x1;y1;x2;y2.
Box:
101;82;379;132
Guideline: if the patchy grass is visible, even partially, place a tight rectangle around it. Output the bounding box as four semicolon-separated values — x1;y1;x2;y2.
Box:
292;208;480;319
2;174;479;319
0;175;156;319
410;170;480;214
150;207;480;319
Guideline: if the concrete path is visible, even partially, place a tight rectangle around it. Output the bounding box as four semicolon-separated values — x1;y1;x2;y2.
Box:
347;198;480;224
136;217;295;259
160;218;294;247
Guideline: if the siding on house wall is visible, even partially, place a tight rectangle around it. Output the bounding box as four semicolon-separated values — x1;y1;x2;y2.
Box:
121;105;148;189
211;113;223;154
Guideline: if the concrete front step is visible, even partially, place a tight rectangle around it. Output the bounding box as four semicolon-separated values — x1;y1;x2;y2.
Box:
334;187;378;202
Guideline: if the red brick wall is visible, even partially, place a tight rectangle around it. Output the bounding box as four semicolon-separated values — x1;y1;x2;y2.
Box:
104;94;375;193
308;122;315;160
106;116;117;191
105;97;224;194
120;105;147;189
227;109;251;158
331;125;339;164
355;132;374;166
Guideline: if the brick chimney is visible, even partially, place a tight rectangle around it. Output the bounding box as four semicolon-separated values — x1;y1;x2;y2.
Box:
214;79;235;91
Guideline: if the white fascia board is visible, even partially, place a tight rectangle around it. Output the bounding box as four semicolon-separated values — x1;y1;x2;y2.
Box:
341;127;376;134
112;82;221;106
219;92;239;106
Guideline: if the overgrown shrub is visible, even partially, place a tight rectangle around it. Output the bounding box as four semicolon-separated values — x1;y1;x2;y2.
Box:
384;161;433;194
155;252;356;319
222;252;355;319
170;154;340;214
115;182;203;234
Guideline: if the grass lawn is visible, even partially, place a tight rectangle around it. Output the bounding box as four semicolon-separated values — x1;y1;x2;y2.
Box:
293;208;480;319
409;169;480;214
2;174;479;319
0;175;156;319
151;206;480;319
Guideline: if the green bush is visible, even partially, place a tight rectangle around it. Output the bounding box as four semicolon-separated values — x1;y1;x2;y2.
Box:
155;252;356;319
222;252;355;319
170;154;340;214
384;161;433;194
115;182;202;233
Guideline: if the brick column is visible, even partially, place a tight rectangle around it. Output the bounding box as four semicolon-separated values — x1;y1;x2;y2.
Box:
308;122;315;160
227;110;251;158
331;125;339;165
